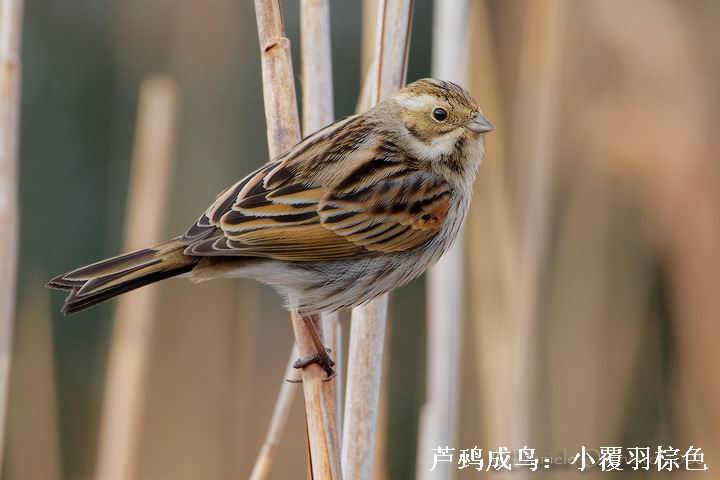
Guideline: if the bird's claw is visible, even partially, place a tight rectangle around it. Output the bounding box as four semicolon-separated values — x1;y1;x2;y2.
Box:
293;348;335;379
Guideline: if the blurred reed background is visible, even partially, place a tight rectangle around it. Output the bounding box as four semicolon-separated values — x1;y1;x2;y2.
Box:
3;0;720;479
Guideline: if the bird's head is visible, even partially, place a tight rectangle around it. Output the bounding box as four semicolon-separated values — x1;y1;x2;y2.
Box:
387;78;492;181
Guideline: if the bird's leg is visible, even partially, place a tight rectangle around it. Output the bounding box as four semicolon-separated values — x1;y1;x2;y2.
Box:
293;313;336;379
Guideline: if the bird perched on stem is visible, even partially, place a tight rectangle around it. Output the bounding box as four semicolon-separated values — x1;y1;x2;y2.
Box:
49;78;492;317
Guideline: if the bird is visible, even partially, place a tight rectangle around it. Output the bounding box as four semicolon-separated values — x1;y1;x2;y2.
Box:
48;78;492;372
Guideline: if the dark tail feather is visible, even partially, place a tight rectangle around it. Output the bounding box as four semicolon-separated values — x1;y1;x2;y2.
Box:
48;238;197;315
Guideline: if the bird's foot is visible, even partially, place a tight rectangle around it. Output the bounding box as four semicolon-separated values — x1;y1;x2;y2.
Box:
293;348;335;380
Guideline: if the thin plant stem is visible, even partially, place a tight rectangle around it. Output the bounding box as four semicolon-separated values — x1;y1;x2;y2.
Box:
299;0;344;435
301;0;334;134
0;0;24;470
342;1;413;478
95;75;178;480
253;1;342;478
254;0;302;158
6;284;62;480
250;0;342;472
249;346;301;480
464;0;516;450
416;2;469;478
321;311;342;437
509;0;568;468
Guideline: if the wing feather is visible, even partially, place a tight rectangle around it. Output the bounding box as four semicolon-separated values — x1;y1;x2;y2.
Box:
180;117;454;261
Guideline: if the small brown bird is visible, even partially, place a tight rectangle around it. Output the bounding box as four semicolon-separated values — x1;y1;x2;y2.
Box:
49;78;492;318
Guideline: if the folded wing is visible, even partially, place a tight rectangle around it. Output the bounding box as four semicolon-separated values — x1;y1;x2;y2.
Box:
180;120;453;262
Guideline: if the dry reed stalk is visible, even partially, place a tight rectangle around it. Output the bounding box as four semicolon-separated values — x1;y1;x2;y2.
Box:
356;0;379;113
249;346;301;480
360;0;380;79
95;75;178;480
250;2;340;478
342;3;413;477
254;0;301;159
416;2;469;478
508;0;567;461
0;0;24;470
356;66;375;114
300;0;344;432
371;325;391;480
342;299;388;480
321;311;342;430
291;312;343;479
254;1;342;478
464;0;516;449
6;283;61;480
301;0;334;134
368;0;413;105
251;327;341;480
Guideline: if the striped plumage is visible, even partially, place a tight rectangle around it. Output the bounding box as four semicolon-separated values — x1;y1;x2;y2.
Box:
48;78;492;315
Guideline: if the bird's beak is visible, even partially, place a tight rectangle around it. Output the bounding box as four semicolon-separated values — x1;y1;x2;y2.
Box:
467;111;493;133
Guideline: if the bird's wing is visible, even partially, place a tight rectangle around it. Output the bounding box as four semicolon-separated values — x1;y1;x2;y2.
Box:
180;117;453;262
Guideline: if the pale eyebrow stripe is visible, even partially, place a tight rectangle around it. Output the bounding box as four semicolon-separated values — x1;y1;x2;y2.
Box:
395;94;435;109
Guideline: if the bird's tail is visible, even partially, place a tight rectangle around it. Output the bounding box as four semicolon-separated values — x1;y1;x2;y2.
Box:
47;238;197;315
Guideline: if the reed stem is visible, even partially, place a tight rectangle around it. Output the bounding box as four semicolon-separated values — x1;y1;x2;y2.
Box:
416;2;469;478
509;0;567;468
95;75;178;480
0;0;24;470
299;0;344;434
249;346;301;480
342;1;413;478
254;1;342;478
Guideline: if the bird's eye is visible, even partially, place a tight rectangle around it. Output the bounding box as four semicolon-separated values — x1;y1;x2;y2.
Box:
432;107;448;122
